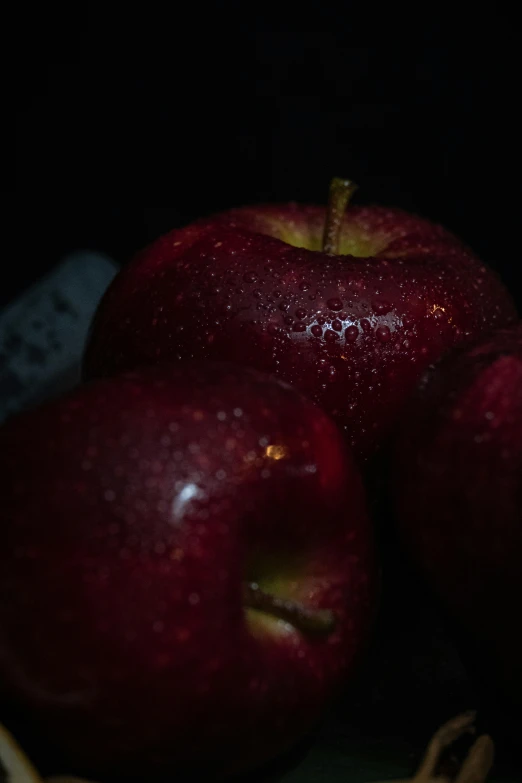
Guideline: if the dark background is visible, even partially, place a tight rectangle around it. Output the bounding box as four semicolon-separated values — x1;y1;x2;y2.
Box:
11;22;521;312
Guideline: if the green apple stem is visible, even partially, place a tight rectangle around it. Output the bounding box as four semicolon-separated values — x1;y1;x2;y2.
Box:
243;582;336;636
322;177;358;254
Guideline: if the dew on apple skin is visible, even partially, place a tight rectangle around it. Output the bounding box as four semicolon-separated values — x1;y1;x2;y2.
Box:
360;319;371;334
299;281;310;291
326;298;343;311
376;325;391;343
372;300;392;315
345;326;359;342
327;367;337;381
311;325;323;338
332;319;342;332
325;330;339;343
279;301;290;312
295;308;307;319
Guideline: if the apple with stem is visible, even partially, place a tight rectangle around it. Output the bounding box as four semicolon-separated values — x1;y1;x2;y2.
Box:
393;324;522;710
83;179;516;465
0;362;375;781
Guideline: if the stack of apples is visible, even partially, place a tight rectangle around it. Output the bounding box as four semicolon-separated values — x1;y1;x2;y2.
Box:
0;180;519;782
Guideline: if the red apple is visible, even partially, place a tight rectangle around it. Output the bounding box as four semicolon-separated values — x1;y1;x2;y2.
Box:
392;324;522;705
83;180;516;464
0;362;375;781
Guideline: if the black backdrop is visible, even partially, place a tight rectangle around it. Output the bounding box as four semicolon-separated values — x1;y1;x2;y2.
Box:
12;23;522;311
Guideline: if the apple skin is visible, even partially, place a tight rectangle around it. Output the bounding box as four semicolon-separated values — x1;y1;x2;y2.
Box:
83;203;517;464
392;324;522;705
0;362;375;781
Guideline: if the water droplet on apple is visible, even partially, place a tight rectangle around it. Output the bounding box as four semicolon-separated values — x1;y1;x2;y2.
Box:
372;299;392;315
279;301;290;312
292;322;306;332
327;298;343;311
299;281;310;291
332;319;342;332
327;366;337;381
345;325;359;342
311;325;322;338
376;325;391;343
284;316;294;326
295;308;307;319
243;272;258;283
325;330;339;342
360;319;371;333
253;289;262;298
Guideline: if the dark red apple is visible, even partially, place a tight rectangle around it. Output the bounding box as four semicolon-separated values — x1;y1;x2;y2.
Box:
0;362;375;781
83;180;516;464
392;324;522;705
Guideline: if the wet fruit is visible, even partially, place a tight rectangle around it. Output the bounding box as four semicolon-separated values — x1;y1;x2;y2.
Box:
0;361;375;781
84;180;516;464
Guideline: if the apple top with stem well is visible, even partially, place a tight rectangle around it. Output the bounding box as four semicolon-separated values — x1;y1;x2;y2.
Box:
83;178;517;465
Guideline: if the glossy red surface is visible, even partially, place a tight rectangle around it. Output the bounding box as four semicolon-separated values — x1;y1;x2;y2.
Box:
393;324;522;704
0;362;375;780
84;203;517;465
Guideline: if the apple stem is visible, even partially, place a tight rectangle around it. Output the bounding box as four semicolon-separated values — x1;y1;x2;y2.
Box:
243;582;336;636
322;177;358;255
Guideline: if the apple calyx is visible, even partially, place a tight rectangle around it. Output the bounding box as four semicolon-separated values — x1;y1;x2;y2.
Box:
322;177;358;255
243;582;336;636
